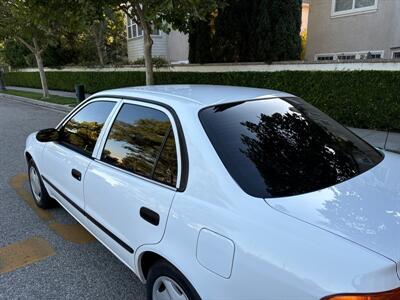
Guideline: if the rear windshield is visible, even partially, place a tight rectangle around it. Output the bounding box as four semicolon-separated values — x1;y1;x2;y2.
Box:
199;98;383;198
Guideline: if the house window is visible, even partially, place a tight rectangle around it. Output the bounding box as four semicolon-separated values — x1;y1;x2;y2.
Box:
315;50;383;62
127;19;143;39
317;55;334;61
337;54;356;60
332;0;377;16
369;53;381;59
127;18;161;39
392;49;400;59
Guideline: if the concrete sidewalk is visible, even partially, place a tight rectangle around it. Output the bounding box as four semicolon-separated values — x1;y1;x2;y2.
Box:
349;127;400;153
7;86;91;98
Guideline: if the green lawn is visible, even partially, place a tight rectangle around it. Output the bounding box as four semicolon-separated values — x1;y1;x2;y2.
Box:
0;89;76;106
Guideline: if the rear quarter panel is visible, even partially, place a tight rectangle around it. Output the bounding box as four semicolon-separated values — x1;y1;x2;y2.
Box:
145;106;399;299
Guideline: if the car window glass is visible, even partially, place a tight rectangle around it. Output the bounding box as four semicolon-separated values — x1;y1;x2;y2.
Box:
199;98;383;198
61;101;115;156
102;103;177;184
153;129;177;186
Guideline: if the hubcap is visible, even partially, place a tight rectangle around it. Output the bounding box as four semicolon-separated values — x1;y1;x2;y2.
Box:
29;166;42;202
152;276;189;300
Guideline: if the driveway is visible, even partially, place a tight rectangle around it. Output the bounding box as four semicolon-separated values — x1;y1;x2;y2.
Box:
0;97;146;299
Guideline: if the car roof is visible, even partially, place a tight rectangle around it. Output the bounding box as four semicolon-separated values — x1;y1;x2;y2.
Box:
89;84;295;108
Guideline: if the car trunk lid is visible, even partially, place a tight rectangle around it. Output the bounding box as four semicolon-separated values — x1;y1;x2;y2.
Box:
266;151;400;266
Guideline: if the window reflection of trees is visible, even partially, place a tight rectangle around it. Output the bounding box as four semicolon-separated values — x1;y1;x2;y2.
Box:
241;111;365;197
63;120;104;154
102;118;175;181
153;130;177;186
318;183;399;246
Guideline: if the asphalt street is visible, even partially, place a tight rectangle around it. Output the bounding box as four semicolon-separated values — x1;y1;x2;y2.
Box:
0;97;146;299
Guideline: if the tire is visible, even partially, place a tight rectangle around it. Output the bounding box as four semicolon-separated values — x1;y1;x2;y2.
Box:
28;159;53;209
146;260;201;300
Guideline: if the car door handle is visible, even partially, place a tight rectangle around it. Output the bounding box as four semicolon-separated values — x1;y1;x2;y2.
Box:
140;207;160;226
71;169;82;181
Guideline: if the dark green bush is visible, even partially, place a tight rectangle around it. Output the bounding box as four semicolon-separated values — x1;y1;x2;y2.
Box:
4;70;400;130
132;57;169;69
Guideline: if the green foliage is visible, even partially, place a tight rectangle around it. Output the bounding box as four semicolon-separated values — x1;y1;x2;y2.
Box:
300;30;307;61
269;0;301;61
111;0;224;34
189;0;302;63
132;57;169;68
188;19;213;64
4;70;400;130
0;44;4;66
2;40;35;68
0;1;127;68
255;0;272;62
211;0;246;62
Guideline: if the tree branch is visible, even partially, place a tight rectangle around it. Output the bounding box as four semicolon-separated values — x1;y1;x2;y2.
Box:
16;36;35;53
119;3;139;24
32;37;43;55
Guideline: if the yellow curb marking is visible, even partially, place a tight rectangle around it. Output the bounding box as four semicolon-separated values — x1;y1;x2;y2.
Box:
49;223;96;244
0;237;55;274
9;173;54;222
9;173;95;245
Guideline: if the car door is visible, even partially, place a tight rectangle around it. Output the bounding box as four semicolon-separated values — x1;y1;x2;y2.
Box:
41;99;117;211
84;99;182;263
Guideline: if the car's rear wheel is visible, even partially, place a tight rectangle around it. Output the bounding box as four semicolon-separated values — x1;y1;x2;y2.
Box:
28;160;53;209
147;260;200;300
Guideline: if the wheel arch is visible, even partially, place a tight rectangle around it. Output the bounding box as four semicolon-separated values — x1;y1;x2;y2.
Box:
137;251;171;282
25;151;33;163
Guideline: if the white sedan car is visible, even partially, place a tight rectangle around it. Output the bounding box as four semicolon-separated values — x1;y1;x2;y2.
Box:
25;85;400;300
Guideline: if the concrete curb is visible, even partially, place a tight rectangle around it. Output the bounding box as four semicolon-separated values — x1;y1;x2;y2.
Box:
0;93;74;113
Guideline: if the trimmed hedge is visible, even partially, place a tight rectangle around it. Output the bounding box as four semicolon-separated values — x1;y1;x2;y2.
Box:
4;70;400;130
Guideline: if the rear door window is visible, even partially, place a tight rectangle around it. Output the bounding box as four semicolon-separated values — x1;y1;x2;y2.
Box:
153;129;177;186
101;103;178;186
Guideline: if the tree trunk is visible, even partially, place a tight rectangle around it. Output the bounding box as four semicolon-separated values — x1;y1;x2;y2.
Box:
93;21;105;66
96;43;104;66
34;53;49;98
33;39;49;98
16;37;49;98
143;27;154;85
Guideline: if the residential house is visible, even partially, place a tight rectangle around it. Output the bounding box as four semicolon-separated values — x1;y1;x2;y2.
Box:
306;0;400;61
126;2;310;64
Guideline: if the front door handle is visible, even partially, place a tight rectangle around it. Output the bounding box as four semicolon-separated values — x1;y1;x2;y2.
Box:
71;169;82;181
140;207;160;226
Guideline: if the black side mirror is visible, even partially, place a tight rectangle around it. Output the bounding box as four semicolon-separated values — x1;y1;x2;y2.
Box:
36;128;60;142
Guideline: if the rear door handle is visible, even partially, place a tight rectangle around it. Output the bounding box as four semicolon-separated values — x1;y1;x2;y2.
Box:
71;169;82;181
140;207;160;226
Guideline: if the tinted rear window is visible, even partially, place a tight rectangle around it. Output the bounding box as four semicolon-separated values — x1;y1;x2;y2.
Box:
199;98;383;198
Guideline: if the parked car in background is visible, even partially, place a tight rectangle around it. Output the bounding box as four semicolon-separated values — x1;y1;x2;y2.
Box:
25;85;400;300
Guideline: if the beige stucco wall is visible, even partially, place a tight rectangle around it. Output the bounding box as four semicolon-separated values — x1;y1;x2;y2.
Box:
306;0;400;61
